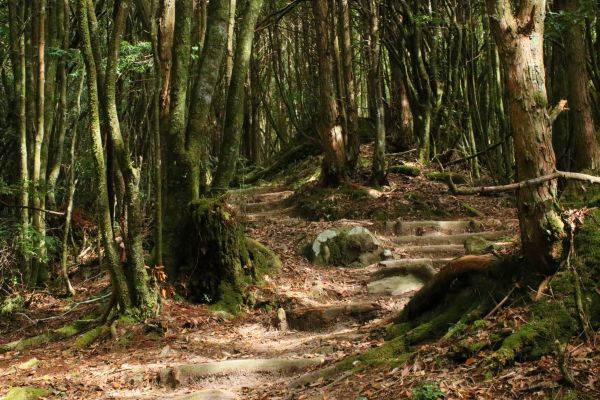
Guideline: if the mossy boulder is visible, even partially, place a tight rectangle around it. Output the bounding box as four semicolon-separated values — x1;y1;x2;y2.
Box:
305;226;383;267
179;198;280;314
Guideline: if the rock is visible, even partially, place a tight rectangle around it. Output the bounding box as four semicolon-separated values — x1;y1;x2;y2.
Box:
306;226;383;267
309;277;324;298
382;249;394;260
464;236;495;255
367;275;425;296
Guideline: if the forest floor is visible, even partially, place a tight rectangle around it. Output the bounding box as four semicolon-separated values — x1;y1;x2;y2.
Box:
1;149;599;399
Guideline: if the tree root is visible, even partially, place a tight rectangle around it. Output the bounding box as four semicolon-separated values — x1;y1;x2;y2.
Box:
397;254;496;322
0;319;95;354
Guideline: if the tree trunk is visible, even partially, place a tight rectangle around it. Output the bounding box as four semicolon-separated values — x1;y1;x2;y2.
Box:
185;0;230;193
555;0;600;171
337;0;359;169
31;0;48;286
76;0;133;312
311;0;347;187
368;0;386;186
8;0;31;284
486;0;565;274
102;0;157;313
213;0;265;192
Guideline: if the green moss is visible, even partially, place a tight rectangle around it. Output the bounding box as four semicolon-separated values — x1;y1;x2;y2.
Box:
209;282;243;315
4;387;51;400
461;202;484;217
183;199;280;314
341;336;412;370
74;326;109;349
246;238;281;279
0;295;24;315
425;171;467;184
389;164;421;177
491;301;577;367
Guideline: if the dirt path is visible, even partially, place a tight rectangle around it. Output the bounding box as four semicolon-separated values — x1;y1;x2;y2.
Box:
0;184;520;400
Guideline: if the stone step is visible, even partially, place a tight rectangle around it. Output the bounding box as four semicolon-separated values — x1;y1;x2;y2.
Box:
385;219;516;236
250;190;294;203
367;275;425;296
244;206;296;221
399;242;512;258
392;230;513;246
227;186;285;201
242;199;288;213
158;357;325;387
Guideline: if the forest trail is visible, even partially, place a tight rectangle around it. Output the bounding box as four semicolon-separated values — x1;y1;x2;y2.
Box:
0;183;520;399
141;185;518;399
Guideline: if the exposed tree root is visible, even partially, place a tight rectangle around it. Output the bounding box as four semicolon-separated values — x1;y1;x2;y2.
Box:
0;319;95;354
397;254;496;322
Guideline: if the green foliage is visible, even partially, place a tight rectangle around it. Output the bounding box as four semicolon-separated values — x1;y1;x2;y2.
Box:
119;41;153;74
0;294;24;315
21;225;60;264
411;382;445;400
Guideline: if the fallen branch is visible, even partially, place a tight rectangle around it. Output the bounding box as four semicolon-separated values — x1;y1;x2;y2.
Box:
0;200;65;216
444;140;504;166
447;170;600;195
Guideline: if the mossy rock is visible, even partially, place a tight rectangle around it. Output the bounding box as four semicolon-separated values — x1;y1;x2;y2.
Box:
4;387;51;400
464;236;495;255
425;171;467;184
305;226;383;267
388;164;421;177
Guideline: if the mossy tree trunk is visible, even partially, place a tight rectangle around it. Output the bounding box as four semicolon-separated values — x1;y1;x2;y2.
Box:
180;199;280;313
100;0;157;314
212;0;266;193
487;0;565;274
8;0;31;284
76;0;133;312
162;0;230;276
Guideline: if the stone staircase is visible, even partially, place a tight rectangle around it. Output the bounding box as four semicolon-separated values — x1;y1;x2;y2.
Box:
366;218;519;297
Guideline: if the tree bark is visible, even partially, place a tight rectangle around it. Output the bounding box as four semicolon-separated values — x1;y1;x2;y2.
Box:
311;0;347;187
76;0;133;312
555;0;600;171
8;0;31;284
213;0;266;192
486;0;565;274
